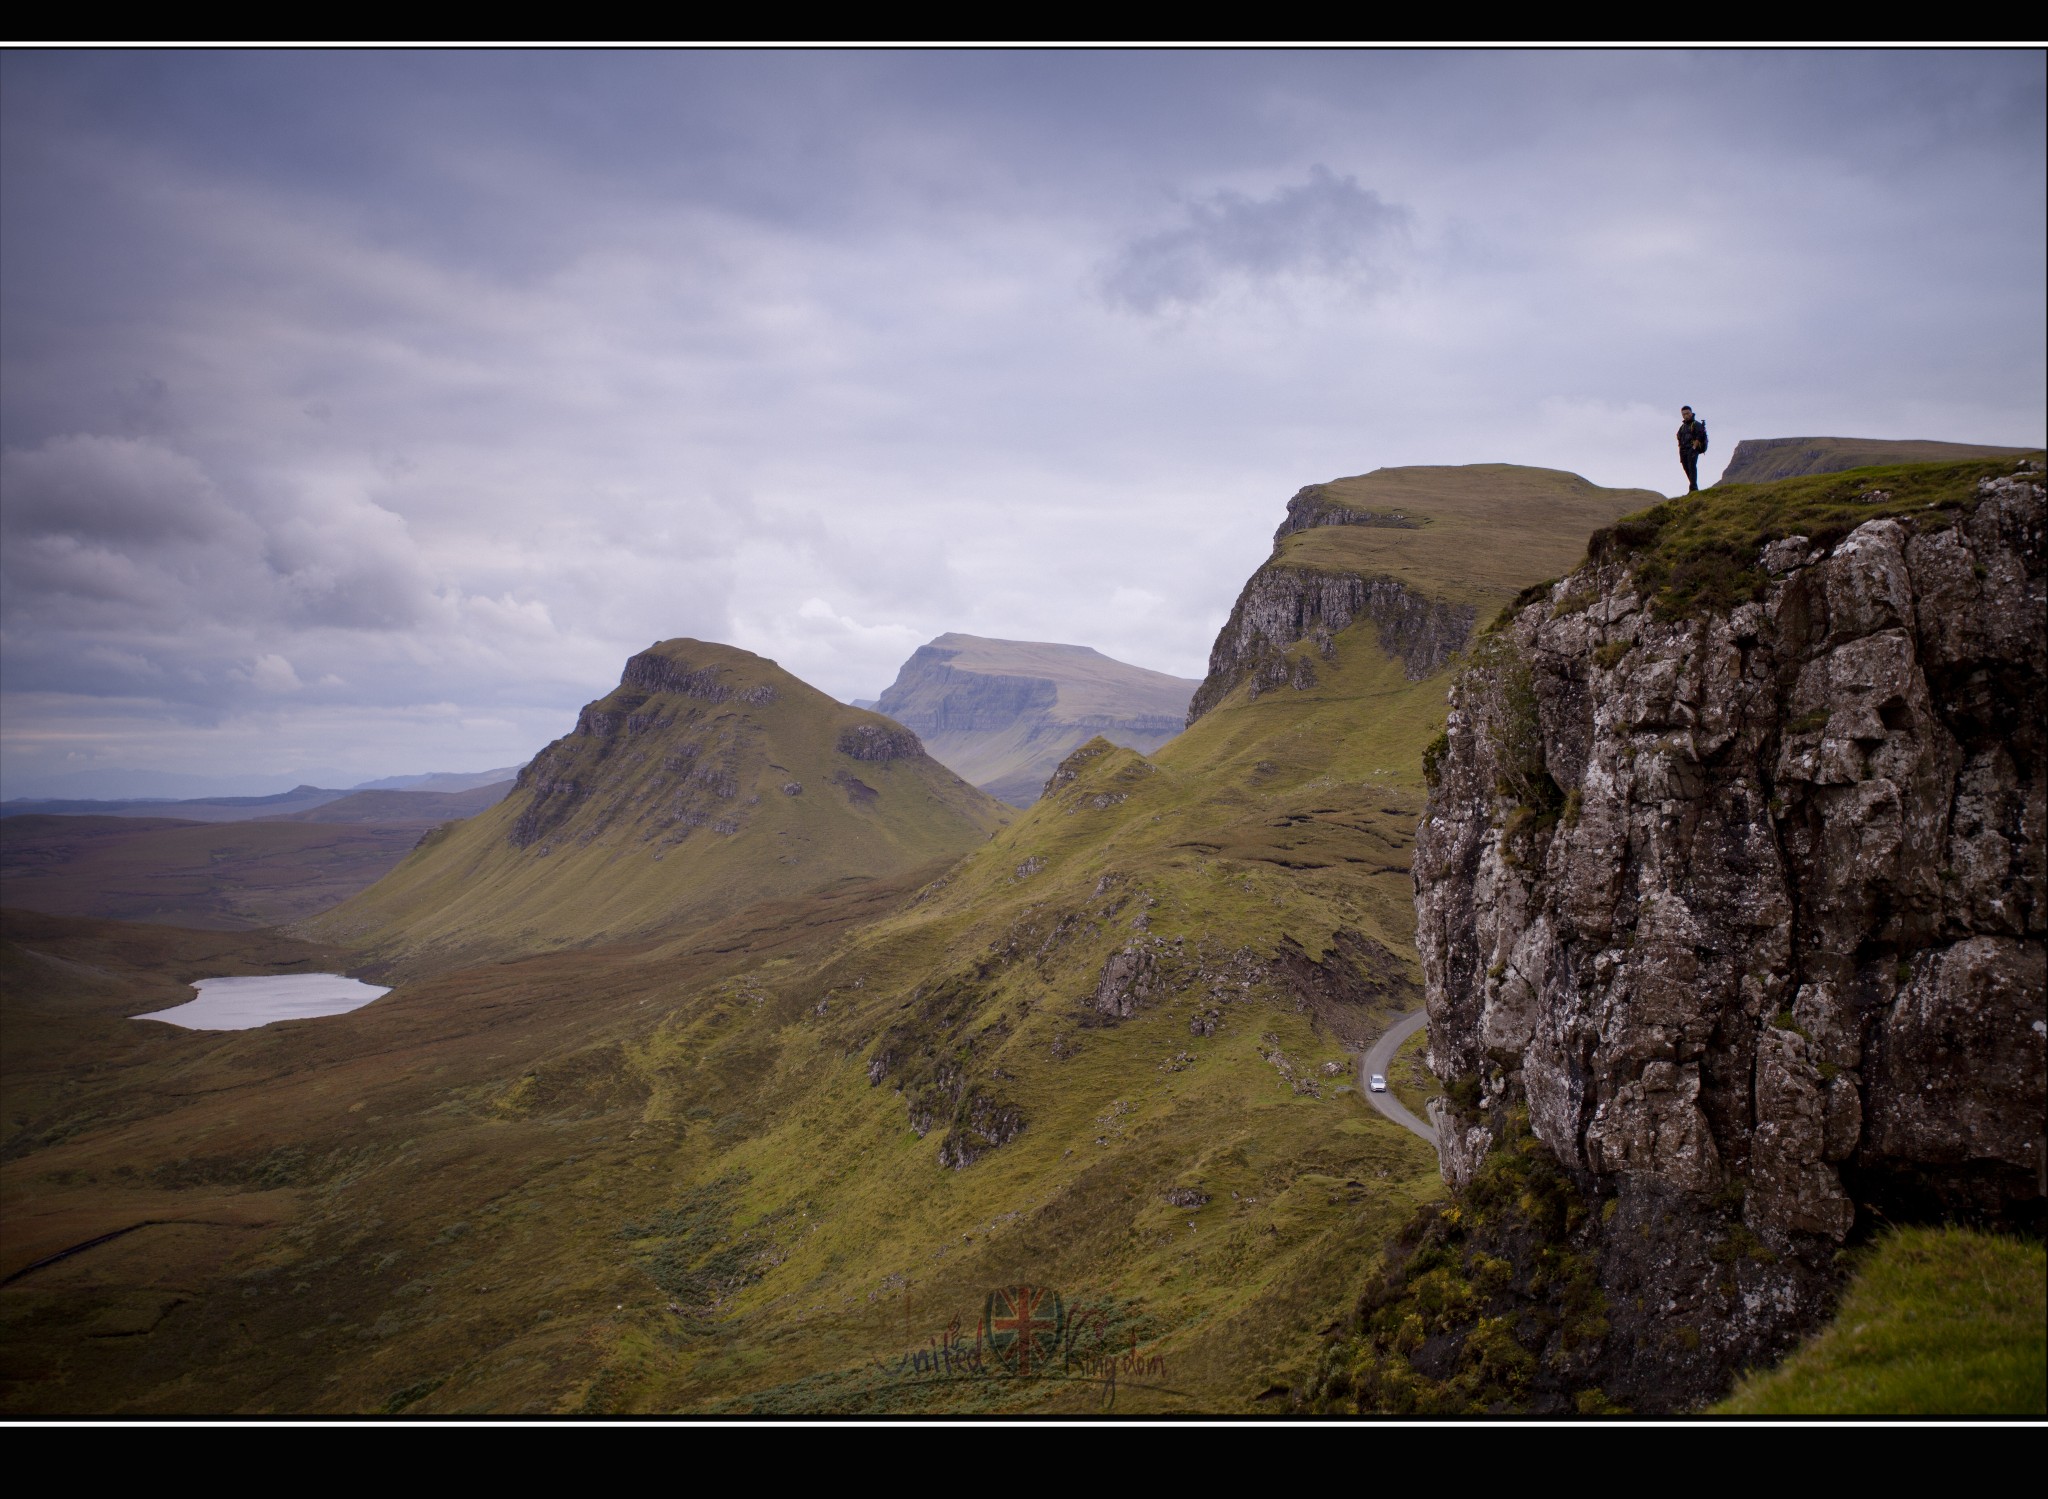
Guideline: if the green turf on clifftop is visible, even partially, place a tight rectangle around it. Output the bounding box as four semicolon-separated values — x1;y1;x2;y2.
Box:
1716;1226;2047;1416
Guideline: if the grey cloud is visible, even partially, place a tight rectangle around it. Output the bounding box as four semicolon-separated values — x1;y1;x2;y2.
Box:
1101;166;1413;313
0;51;2039;796
2;434;240;545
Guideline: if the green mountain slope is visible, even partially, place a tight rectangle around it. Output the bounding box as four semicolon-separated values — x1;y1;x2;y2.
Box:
302;640;1010;970
538;463;1663;1412
1;465;1655;1416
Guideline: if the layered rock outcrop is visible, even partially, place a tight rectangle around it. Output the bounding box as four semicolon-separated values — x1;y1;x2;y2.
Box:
1414;466;2045;1401
1187;566;1476;722
1271;483;1425;542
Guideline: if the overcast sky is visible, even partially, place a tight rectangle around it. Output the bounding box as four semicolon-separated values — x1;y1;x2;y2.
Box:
3;47;2043;797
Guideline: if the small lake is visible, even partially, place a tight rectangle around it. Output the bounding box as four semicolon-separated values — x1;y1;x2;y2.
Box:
134;973;392;1031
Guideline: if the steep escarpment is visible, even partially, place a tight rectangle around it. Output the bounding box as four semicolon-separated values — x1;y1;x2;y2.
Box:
1187;567;1475;719
1413;455;2046;1407
307;639;1008;969
872;634;1197;806
1188;465;1660;724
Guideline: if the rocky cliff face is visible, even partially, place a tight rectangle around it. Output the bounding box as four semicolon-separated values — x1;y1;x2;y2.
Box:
1271;483;1426;542
1413;463;2045;1404
1186;566;1475;723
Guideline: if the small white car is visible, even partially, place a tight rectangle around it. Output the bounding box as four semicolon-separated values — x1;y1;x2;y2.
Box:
1369;1074;1388;1093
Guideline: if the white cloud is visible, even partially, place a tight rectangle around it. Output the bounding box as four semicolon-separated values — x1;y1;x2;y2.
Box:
242;653;303;692
1101;166;1413;313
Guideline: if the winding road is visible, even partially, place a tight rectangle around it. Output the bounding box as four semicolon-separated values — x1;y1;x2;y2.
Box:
1360;1009;1437;1146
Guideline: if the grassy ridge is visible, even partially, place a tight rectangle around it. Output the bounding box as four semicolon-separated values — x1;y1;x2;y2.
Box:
1716;1227;2047;1415
1716;436;2035;486
1281;464;1663;608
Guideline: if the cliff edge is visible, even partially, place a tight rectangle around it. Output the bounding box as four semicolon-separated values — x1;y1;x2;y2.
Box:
1411;454;2045;1404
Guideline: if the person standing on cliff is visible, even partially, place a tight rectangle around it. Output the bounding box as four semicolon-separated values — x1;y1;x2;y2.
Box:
1676;406;1709;493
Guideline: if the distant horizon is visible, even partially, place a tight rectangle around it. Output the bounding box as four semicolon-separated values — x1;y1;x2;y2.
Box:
0;622;1205;800
11;436;2044;802
1;762;527;804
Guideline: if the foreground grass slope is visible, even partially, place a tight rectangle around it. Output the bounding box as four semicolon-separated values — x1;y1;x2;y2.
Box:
1717;1227;2047;1416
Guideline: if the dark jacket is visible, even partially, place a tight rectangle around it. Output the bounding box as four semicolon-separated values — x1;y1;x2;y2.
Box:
1677;416;1708;453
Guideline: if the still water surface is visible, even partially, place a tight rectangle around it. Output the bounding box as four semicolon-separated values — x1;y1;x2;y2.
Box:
134;973;391;1031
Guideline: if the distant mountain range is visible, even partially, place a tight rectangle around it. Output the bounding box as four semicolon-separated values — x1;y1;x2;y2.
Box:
872;633;1200;806
0;767;522;822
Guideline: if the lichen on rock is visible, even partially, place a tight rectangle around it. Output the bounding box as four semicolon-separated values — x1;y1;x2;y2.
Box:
1413;463;2045;1404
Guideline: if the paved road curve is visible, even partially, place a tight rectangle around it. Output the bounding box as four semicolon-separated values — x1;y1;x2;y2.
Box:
1361;1010;1437;1146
